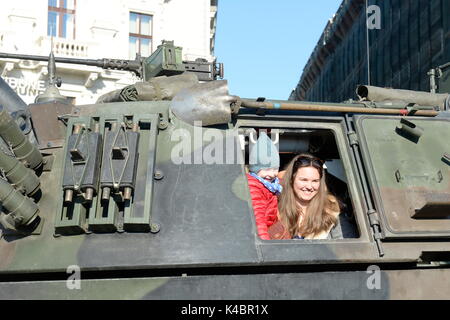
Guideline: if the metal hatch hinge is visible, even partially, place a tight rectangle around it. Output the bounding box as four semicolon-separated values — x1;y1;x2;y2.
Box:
347;131;359;146
345;116;384;257
367;209;385;257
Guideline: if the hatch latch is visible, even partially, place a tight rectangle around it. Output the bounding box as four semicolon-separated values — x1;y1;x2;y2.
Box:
367;209;385;257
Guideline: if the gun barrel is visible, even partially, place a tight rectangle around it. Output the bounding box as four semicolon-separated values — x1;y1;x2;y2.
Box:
0;52;94;65
240;99;439;117
0;52;141;74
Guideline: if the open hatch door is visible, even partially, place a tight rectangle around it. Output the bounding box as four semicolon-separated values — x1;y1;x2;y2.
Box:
355;115;450;239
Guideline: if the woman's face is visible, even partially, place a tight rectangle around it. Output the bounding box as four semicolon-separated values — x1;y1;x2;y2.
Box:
293;166;321;203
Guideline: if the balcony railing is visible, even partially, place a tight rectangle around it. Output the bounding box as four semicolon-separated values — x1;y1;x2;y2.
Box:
39;36;89;58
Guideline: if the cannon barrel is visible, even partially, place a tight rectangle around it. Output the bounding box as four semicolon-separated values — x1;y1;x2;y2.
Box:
0;45;222;82
239;99;439;117
0;52;142;76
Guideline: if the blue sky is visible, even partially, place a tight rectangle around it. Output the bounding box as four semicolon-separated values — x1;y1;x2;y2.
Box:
215;0;343;100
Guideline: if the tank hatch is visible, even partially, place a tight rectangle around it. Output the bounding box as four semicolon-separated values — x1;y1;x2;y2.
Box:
354;115;450;239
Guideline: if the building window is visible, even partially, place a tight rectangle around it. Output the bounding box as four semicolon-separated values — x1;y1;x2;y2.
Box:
48;0;76;39
129;12;153;58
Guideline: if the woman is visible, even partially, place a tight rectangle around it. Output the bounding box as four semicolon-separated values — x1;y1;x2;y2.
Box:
269;153;343;240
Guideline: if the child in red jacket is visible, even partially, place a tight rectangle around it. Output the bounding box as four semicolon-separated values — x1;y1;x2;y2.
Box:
247;132;282;240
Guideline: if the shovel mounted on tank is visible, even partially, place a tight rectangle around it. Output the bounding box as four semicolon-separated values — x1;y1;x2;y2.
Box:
170;80;240;126
168;83;450;128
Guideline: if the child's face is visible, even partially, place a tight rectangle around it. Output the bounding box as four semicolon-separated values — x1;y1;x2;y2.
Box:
257;168;279;182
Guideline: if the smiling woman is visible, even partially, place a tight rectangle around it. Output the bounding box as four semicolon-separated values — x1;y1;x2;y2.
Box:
274;154;340;240
241;126;360;241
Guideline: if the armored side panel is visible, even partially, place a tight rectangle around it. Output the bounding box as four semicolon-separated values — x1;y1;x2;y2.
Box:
354;115;450;239
2;269;450;299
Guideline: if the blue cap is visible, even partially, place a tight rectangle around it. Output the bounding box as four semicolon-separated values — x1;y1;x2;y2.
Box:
249;132;280;173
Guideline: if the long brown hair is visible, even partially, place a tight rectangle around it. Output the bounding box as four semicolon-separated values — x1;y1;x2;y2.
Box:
278;154;339;238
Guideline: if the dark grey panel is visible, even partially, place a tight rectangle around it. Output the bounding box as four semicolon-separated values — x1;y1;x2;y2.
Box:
2;269;450;300
76;162;260;269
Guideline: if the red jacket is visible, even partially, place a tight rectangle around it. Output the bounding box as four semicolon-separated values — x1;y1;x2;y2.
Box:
247;174;279;240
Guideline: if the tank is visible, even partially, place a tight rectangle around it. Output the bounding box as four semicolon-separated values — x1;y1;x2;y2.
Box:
0;41;450;301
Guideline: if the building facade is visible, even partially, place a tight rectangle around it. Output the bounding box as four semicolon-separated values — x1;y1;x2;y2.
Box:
0;0;218;105
290;0;450;103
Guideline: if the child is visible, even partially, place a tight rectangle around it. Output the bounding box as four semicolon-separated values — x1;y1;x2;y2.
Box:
246;132;282;240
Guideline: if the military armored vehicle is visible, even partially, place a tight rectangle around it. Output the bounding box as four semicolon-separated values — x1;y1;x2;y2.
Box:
0;41;450;300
